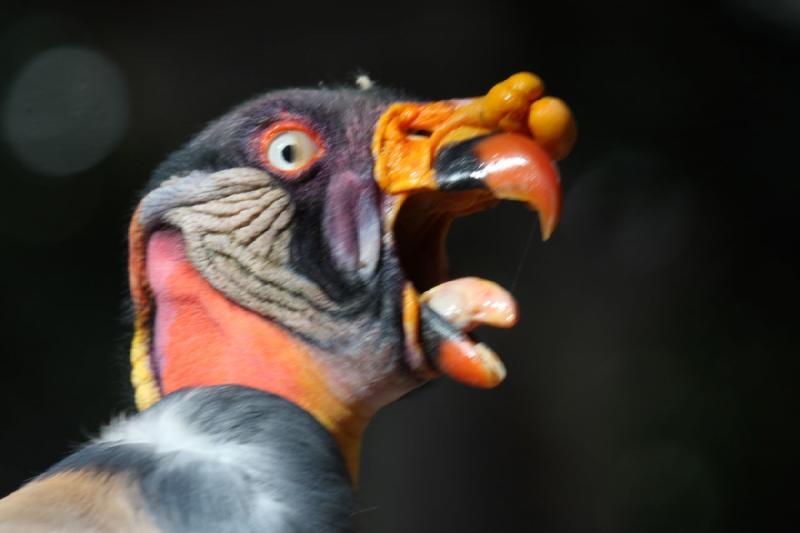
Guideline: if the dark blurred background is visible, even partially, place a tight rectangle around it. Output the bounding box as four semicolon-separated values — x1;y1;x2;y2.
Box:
1;0;797;531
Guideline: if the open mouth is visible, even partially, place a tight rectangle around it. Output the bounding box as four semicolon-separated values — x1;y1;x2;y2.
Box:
394;189;498;293
372;72;575;388
391;187;513;387
385;133;562;388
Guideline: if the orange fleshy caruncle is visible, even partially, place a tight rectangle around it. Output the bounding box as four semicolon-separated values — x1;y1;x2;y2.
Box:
373;72;576;195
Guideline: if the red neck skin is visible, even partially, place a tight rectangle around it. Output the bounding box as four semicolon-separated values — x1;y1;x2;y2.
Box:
146;231;368;480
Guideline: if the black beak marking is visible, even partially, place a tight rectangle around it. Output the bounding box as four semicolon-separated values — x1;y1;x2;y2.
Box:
432;135;492;192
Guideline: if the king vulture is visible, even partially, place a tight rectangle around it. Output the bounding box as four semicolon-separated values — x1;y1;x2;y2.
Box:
0;73;575;532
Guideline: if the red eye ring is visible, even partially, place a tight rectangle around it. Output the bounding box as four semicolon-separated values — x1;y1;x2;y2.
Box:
257;120;324;178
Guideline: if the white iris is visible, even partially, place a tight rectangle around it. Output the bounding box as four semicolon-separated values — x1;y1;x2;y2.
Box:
266;130;318;171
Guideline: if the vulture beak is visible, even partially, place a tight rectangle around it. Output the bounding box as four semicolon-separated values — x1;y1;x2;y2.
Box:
373;72;576;388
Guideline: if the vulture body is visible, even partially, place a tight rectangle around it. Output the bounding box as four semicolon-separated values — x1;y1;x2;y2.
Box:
0;74;575;532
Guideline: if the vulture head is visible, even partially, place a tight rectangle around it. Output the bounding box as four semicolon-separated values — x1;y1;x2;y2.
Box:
128;73;576;477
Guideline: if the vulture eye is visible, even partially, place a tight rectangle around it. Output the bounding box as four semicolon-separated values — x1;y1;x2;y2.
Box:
260;122;323;176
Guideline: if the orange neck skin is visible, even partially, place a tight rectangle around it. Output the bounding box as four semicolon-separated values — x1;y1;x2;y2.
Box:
146;231;368;480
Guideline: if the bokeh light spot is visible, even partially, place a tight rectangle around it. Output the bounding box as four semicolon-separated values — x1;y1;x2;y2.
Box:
2;46;129;177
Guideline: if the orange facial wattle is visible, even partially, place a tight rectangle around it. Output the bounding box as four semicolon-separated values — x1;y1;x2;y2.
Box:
137;230;366;478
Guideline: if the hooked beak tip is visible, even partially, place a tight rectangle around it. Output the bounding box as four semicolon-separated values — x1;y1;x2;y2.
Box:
433;132;562;241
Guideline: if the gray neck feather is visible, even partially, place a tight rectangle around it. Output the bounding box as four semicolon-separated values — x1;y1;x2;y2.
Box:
46;386;355;533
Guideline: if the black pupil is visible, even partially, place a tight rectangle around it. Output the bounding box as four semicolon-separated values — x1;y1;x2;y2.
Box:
281;143;296;163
